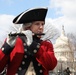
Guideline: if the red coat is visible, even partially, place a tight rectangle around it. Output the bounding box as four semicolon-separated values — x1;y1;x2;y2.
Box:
0;37;57;75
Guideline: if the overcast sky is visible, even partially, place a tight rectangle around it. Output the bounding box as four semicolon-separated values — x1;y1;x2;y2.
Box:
0;0;76;42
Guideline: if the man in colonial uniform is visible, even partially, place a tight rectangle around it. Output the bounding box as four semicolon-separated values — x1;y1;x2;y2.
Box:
0;7;57;75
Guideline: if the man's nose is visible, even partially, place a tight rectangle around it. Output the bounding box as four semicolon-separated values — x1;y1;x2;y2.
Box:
39;25;43;29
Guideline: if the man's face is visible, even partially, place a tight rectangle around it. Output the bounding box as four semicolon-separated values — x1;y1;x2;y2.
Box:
30;21;45;34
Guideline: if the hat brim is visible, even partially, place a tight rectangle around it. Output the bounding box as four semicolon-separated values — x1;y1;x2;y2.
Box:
13;7;48;24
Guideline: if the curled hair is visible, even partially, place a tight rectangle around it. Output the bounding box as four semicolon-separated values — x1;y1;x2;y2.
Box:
19;23;32;32
23;23;32;30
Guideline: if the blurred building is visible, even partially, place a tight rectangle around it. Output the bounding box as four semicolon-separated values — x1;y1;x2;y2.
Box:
53;25;75;73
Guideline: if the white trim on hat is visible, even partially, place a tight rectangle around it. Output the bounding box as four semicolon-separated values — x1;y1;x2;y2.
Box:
14;7;48;24
15;11;26;24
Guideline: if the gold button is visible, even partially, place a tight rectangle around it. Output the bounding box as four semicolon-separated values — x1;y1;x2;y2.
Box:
33;50;37;53
40;70;43;73
2;48;4;51
25;49;27;51
24;55;27;58
15;73;18;75
24;43;26;46
19;67;22;70
38;63;41;66
37;44;40;48
22;61;25;65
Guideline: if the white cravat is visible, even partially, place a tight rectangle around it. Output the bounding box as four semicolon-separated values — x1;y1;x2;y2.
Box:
25;61;36;75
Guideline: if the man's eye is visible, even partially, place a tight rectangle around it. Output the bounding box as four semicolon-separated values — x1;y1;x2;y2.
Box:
42;23;44;25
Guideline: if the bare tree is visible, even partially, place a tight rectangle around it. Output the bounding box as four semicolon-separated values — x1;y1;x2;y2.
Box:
0;22;59;46
42;22;59;42
0;24;19;47
67;33;76;58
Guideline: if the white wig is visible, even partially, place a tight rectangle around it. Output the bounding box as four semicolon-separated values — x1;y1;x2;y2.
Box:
19;23;32;32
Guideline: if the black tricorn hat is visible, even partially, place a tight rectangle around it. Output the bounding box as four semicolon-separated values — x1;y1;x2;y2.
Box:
13;7;48;24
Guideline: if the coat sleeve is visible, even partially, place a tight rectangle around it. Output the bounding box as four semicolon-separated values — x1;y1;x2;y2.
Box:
0;40;13;72
35;40;57;70
0;50;10;72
